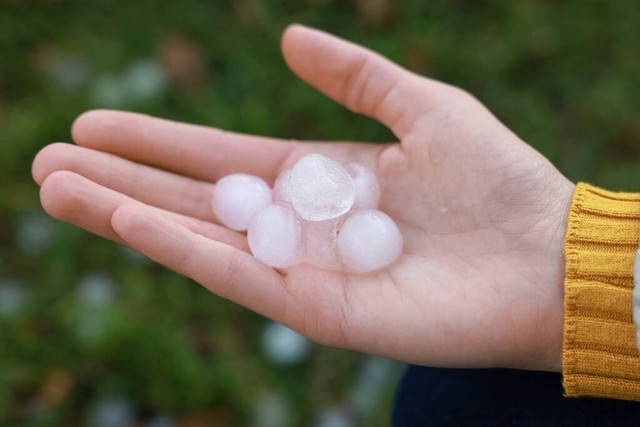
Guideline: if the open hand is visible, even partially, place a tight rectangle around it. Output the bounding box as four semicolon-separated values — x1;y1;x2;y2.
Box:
33;25;574;372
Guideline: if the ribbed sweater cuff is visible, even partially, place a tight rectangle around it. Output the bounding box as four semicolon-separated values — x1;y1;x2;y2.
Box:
563;183;640;400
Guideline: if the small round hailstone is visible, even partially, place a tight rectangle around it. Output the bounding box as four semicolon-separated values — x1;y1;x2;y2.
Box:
345;162;380;210
248;203;301;268
273;169;293;204
212;174;272;231
290;153;355;221
337;210;403;273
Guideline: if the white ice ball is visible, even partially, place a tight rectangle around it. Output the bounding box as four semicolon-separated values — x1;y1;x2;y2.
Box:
290;154;355;221
273;169;293;204
337;210;403;273
248;203;302;268
212;174;272;231
345;162;380;210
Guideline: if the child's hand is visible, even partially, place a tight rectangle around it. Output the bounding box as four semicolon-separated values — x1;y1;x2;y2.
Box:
33;25;574;372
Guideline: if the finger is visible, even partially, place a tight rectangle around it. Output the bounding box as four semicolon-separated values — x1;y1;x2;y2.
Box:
72;109;296;183
40;171;247;251
111;203;304;324
33;143;216;222
72;110;389;184
281;25;459;139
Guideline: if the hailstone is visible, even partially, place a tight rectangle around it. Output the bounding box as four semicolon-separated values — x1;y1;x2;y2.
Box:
212;174;272;231
289;153;355;221
337;210;403;273
345;162;380;210
248;203;301;268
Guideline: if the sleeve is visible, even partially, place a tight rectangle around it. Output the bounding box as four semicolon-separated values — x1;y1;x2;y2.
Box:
563;182;640;401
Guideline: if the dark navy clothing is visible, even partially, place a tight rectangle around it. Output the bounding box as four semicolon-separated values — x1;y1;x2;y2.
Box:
392;366;640;426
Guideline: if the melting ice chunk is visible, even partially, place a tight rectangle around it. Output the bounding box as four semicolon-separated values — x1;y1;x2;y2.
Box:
337;210;403;273
212;174;272;231
345;162;380;210
273;169;293;204
290;154;355;221
301;216;345;270
248;203;301;268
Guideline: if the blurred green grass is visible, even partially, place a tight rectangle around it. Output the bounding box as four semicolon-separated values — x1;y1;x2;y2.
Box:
0;0;639;425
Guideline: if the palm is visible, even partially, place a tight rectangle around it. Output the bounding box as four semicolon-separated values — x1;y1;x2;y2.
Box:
33;25;573;372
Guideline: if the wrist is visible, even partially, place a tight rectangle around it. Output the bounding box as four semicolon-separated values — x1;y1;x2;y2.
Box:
529;176;574;373
495;173;573;373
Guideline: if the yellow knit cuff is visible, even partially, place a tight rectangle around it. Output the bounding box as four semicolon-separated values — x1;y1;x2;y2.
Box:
563;182;640;401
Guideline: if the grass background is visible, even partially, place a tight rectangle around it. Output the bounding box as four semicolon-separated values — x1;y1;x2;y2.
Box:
1;0;639;425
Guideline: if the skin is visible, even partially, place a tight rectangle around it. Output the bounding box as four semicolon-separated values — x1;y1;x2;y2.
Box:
32;25;574;372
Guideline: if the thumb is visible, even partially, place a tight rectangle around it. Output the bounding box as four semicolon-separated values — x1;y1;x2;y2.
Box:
281;24;455;139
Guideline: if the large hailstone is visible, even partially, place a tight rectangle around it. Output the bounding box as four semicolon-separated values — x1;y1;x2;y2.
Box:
337;210;403;273
212;174;272;231
248;203;301;268
289;154;355;221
